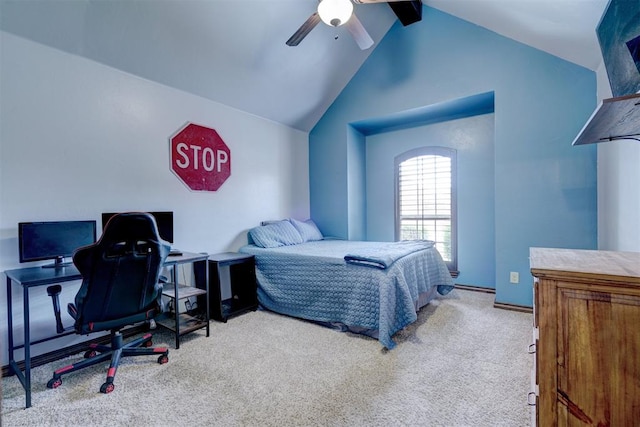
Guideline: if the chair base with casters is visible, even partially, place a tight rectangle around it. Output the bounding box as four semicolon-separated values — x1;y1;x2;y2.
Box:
46;285;169;394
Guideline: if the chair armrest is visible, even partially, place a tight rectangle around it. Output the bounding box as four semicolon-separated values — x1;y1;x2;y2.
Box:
46;285;69;334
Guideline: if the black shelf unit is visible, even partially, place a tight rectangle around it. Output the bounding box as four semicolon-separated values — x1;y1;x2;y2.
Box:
159;252;210;349
195;252;257;322
158;284;208;335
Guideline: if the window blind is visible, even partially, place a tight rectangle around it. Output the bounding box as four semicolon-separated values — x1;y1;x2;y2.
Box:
398;154;452;262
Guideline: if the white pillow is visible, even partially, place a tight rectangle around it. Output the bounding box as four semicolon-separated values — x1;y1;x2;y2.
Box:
249;220;304;248
289;218;323;242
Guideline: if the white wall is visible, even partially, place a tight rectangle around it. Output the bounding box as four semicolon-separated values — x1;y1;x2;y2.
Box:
0;32;309;365
595;63;640;252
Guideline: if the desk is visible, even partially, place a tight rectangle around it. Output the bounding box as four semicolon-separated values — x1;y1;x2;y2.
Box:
5;265;81;408
4;251;209;409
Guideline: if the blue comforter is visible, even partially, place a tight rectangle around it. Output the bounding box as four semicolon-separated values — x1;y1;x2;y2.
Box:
239;240;454;349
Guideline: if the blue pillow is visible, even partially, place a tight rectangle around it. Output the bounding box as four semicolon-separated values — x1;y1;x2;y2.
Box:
249;220;304;248
290;218;323;242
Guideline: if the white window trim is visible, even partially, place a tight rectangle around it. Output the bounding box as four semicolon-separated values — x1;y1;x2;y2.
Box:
394;146;458;274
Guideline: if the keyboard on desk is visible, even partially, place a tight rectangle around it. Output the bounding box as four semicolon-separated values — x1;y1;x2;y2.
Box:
168;249;183;257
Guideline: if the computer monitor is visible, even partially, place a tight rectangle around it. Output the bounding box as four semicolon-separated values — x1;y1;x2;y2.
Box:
18;220;97;268
101;211;173;243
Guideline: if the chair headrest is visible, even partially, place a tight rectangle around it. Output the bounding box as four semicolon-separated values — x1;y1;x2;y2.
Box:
100;212;162;245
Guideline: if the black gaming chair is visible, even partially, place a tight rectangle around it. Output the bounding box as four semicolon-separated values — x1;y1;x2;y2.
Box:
46;212;170;394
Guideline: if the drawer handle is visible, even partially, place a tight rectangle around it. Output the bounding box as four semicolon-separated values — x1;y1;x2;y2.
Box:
527;392;537;406
528;343;536;354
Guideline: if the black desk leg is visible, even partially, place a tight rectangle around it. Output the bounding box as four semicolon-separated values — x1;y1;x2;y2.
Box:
172;266;180;349
6;277;32;408
6;277;14;372
205;263;210;337
23;285;32;408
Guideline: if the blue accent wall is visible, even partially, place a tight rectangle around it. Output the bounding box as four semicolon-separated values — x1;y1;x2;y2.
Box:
309;6;598;306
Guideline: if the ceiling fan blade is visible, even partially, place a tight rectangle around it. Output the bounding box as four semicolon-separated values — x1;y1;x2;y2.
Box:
286;12;322;46
346;13;374;50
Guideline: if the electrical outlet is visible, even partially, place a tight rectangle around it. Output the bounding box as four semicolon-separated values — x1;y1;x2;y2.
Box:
510;271;519;284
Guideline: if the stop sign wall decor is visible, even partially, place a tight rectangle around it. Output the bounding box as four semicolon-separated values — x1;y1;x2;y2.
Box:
170;123;231;191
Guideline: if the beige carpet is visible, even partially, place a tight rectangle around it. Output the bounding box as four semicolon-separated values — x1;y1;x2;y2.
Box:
1;289;533;426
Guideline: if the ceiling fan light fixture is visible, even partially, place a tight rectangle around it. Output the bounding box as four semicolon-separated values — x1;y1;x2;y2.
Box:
317;0;354;27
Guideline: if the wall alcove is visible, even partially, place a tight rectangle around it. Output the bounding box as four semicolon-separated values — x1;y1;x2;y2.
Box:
347;92;497;288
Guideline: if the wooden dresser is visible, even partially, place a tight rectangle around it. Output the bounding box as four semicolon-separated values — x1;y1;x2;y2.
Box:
529;248;640;426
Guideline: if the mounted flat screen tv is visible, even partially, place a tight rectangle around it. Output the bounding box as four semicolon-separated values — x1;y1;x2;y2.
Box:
19;220;97;268
101;211;173;243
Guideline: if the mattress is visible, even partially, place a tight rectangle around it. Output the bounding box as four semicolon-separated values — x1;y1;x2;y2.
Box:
239;239;454;349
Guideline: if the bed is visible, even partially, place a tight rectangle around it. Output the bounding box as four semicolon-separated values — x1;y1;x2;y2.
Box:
238;219;454;349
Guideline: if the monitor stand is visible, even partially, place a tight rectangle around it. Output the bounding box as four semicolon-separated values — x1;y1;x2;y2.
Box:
42;256;73;269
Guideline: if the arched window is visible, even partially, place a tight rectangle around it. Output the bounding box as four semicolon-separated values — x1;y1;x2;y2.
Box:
395;147;457;274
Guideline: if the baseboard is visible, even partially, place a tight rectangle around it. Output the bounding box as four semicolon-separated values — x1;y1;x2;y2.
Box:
454;284;533;313
493;301;533;314
1;325;148;378
454;284;495;294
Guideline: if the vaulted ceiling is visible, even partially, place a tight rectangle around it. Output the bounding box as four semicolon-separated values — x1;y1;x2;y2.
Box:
0;0;609;132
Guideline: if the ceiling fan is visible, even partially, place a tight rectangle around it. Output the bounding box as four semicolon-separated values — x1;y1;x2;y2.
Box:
286;0;422;50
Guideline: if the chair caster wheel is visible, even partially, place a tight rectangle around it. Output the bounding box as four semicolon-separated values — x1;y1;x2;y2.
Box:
142;340;153;347
84;350;97;358
158;354;169;364
47;378;62;389
100;382;115;394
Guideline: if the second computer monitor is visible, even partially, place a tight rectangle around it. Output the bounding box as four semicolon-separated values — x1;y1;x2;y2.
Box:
101;211;173;243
